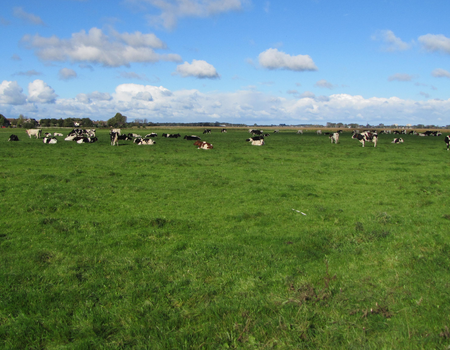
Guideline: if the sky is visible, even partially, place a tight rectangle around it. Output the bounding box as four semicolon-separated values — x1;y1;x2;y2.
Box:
1;0;450;126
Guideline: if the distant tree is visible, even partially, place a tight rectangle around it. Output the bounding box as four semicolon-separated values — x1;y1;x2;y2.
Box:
0;114;10;127
107;113;127;127
16;114;25;128
63;118;74;127
81;118;94;127
40;119;51;127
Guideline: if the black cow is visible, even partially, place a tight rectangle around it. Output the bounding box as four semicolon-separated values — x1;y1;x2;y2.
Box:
8;134;19;141
184;135;201;140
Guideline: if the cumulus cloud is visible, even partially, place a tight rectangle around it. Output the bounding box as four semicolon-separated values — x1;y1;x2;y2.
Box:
76;91;112;104
0;81;27;105
388;73;414;82
59;68;77;80
138;0;245;30
258;48;318;71
432;68;450;78
28;80;57;103
21;27;182;67
372;30;411;51
13;7;45;26
175;59;220;79
418;34;450;54
315;79;335;89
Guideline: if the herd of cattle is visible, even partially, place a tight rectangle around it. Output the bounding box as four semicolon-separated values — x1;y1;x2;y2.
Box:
5;128;450;151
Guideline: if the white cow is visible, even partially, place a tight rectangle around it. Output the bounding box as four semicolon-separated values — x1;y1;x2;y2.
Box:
317;130;322;135
297;130;303;134
43;137;57;144
26;129;41;139
251;139;265;146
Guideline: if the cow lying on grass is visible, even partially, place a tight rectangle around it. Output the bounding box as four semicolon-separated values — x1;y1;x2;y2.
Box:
193;140;213;149
43;137;58;144
391;138;404;144
8;134;19;141
134;138;155;145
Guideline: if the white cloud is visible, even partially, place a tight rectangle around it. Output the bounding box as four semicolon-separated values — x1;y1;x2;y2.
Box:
432;68;450;78
13;7;45;26
59;68;77;80
388;73;414;82
175;59;220;79
138;0;245;29
372;30;411;51
315;79;335;89
0;81;27;105
28;80;57;103
3;82;450;125
418;34;450;54
258;48;318;72
21;27;182;67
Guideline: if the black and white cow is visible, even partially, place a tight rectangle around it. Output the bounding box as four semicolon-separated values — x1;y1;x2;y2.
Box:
8;134;19;141
203;129;212;134
137;138;155;145
110;132;119;146
329;133;339;144
352;131;378;147
77;137;98;144
249;129;263;135
391;138;404;144
221;129;227;133
445;135;450;151
43;137;58;144
162;133;181;138
184;135;201;140
145;133;157;138
246;136;264;142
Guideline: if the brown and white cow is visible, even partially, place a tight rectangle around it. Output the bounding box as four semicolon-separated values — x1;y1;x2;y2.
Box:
193;140;213;149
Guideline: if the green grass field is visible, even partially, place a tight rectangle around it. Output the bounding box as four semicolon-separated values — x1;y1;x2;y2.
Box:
1;128;450;349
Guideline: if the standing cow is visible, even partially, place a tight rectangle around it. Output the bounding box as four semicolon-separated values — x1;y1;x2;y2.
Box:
445;135;450;151
26;129;41;139
329;133;339;144
352;131;378;147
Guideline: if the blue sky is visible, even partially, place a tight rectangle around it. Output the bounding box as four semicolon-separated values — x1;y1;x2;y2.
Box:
1;0;449;125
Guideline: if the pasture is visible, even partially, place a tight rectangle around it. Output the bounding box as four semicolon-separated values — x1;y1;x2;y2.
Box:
1;127;450;349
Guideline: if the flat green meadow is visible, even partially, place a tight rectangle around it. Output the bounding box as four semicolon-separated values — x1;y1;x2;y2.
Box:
1;127;450;349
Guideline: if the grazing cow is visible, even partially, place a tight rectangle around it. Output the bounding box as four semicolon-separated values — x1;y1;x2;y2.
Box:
329;133;339;144
26;129;41;139
53;132;64;137
193;140;213;149
297;130;303;134
145;133;157;138
317;130;322;135
137;138;155;145
221;129;227;133
8;134;19;141
203;129;212;134
273;130;279;133
445;135;450;151
352;131;378;147
391;138;404;144
251;139;265;146
184;135;201;140
43;137;57;144
110;132;119;146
